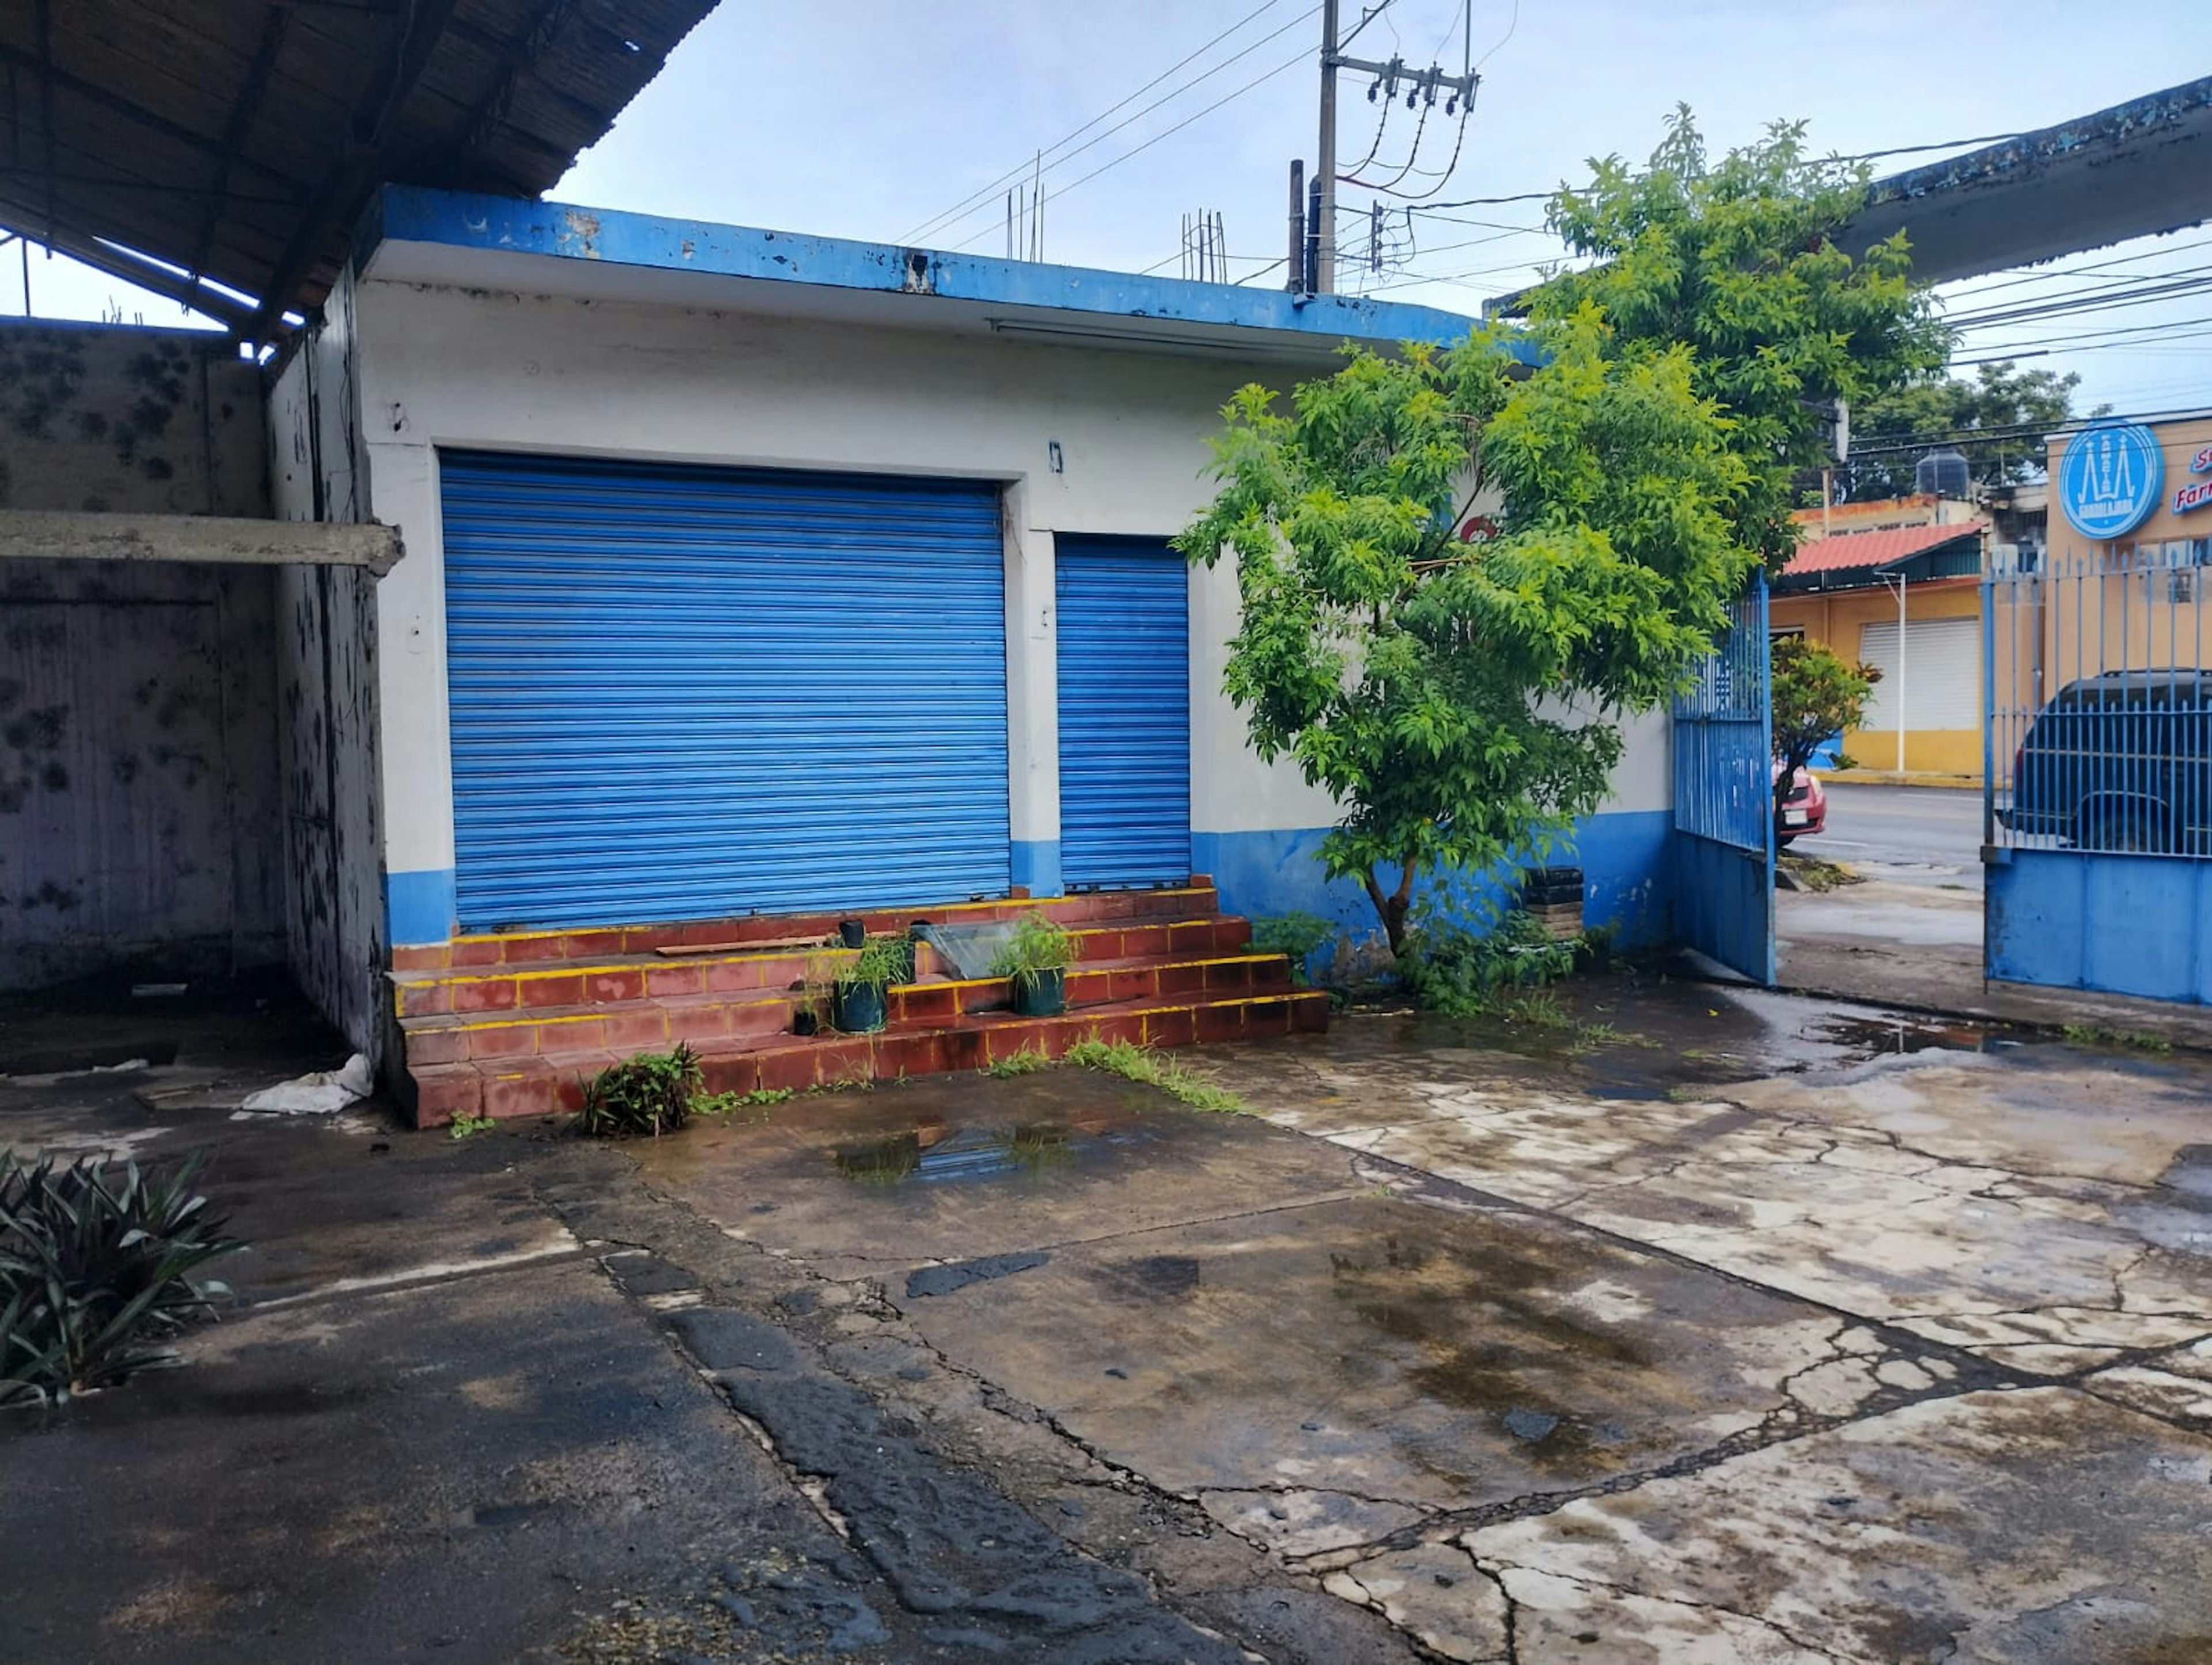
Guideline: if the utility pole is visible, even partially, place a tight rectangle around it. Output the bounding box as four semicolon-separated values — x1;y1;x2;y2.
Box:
1315;0;1340;293
1311;2;1481;296
1286;160;1305;293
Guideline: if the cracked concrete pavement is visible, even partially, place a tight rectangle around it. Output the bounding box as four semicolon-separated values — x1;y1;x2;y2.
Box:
8;969;2212;1662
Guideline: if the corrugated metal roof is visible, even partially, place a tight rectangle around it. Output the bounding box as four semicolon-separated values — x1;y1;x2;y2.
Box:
1783;520;1988;577
0;0;718;340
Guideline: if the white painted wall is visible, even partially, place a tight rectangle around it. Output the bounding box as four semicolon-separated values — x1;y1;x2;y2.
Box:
346;275;1669;905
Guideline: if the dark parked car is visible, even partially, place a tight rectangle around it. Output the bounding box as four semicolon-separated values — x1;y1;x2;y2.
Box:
2000;670;2212;853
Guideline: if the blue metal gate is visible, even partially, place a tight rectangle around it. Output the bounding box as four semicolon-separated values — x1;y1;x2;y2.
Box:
1671;576;1776;983
1055;536;1192;890
441;451;1012;932
1986;541;2212;1001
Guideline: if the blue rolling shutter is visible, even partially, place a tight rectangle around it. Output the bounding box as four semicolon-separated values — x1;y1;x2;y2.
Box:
1055;536;1192;889
440;451;1011;931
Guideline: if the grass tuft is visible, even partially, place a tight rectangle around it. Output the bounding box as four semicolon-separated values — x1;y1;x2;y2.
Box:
2060;1023;2172;1054
981;1045;1049;1079
1062;1036;1247;1114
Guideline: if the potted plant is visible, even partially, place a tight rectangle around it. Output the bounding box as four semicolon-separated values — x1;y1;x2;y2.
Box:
816;936;910;1035
993;912;1076;1017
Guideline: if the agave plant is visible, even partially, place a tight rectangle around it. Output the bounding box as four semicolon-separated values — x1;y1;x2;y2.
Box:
0;1147;243;1406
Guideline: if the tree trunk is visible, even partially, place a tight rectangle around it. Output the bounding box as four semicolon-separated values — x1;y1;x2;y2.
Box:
1362;865;1418;955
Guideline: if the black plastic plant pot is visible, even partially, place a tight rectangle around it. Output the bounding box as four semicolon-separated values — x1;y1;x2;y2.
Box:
791;1008;820;1037
838;918;867;949
1012;967;1066;1018
831;980;888;1034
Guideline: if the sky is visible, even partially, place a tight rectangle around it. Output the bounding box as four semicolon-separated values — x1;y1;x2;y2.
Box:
6;0;2208;420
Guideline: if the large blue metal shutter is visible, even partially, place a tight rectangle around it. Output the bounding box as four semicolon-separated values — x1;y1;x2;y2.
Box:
441;451;1012;931
1055;536;1191;889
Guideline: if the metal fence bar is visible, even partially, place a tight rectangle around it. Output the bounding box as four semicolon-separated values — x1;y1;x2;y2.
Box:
1987;539;2211;859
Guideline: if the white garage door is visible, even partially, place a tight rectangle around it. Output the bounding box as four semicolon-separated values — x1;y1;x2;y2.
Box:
1860;617;1980;731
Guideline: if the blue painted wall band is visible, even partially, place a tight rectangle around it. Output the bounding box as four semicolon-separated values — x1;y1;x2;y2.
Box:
1010;839;1063;899
386;868;458;947
1195;810;1675;959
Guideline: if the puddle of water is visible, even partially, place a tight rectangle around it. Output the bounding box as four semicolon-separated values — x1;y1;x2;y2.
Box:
1501;1406;1558;1441
1806;1015;2011;1061
831;1114;1145;1188
1325;1227;1659;1481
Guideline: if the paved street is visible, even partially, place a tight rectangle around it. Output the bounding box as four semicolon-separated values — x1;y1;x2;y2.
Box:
1809;781;1983;889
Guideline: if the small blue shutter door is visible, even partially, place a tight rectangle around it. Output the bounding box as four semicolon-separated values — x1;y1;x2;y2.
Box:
441;452;1011;931
1055;536;1192;889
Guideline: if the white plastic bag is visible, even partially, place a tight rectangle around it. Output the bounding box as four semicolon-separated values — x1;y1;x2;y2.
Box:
240;1053;374;1115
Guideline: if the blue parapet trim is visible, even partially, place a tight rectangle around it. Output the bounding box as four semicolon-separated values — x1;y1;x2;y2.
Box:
386;868;458;947
1011;839;1062;898
1192;809;1675;957
362;187;1525;358
1988;846;2212;1004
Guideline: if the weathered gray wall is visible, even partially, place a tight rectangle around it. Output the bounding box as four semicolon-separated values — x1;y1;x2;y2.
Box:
0;321;265;516
0;320;281;990
1;561;283;986
271;271;387;1060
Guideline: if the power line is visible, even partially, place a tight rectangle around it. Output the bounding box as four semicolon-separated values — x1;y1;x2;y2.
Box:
1472;0;1518;71
1935;233;2212;300
948;40;1321;255
1947;271;2212;332
1951;323;2212;367
1950;310;2212;355
906;3;1322;250
899;0;1306;244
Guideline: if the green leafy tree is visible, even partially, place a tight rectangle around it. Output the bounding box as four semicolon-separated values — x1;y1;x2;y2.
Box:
1531;108;1950;570
1176;313;1754;954
1770;637;1880;807
1838;360;2108;501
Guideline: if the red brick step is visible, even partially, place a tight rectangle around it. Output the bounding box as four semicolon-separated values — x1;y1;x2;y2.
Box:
388;883;1324;1129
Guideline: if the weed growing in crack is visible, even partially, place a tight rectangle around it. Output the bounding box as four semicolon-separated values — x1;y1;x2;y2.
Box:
448;1111;497;1141
2061;1023;2172;1054
1062;1037;1247;1114
696;1086;795;1124
981;1045;1049;1079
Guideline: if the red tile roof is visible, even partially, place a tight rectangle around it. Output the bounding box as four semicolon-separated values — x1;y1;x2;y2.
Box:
1783;519;1987;576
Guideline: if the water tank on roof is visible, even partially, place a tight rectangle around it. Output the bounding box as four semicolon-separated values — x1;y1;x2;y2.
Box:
1915;445;1971;499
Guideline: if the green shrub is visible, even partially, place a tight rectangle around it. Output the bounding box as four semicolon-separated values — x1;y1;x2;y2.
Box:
1249;912;1335;986
575;1042;709;1138
1398;905;1577;1020
1;1147;243;1406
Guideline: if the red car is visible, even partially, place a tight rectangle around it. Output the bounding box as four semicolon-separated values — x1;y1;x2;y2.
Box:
1775;762;1827;845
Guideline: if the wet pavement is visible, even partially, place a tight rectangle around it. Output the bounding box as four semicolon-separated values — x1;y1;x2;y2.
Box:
8;970;2212;1661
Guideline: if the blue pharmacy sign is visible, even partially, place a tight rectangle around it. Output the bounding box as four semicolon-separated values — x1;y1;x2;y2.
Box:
2059;422;2164;539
